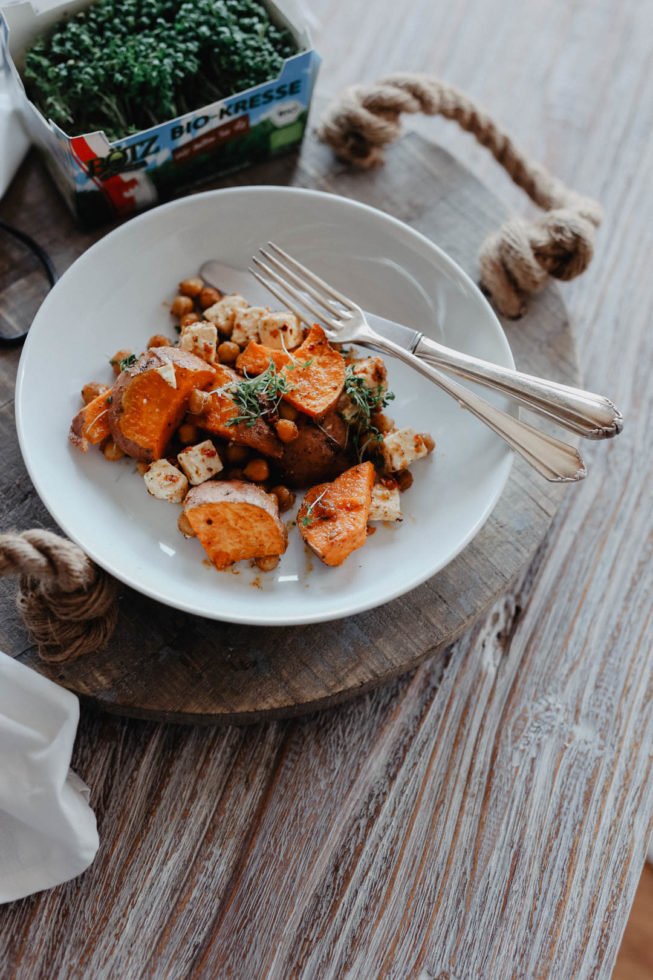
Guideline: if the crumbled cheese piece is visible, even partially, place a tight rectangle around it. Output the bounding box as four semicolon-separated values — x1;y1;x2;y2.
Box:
143;459;188;503
259;311;303;350
179;322;217;363
336;392;358;424
231;306;268;346
177;440;223;485
155;361;177;388
368;485;403;522
381;427;430;472
351;356;388;393
203;294;248;335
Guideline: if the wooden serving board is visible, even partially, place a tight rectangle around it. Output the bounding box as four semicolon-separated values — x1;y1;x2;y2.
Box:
0;128;580;724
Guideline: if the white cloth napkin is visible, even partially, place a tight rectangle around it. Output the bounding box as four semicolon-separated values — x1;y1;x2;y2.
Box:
0;652;99;903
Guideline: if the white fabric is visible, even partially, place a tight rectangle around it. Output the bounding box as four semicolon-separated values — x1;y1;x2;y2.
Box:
0;652;98;903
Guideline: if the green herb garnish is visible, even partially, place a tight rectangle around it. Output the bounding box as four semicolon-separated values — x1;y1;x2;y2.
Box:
300;489;328;529
23;0;297;141
105;395;113;405
118;353;137;372
226;360;294;428
342;364;395;461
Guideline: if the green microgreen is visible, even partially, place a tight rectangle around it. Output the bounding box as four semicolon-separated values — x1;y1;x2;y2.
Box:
300;488;329;529
118;353;137;372
226;359;294;428
342;363;395;461
23;0;298;141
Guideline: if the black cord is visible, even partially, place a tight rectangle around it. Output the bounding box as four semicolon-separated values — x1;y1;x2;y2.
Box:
0;218;58;346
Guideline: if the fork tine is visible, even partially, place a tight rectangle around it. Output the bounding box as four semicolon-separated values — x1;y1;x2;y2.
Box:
258;248;338;320
267;242;358;311
249;268;337;337
252;256;340;330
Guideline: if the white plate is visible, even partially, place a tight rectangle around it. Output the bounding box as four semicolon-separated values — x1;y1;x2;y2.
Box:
16;186;514;625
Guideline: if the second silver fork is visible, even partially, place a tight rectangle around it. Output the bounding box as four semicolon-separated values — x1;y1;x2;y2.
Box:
251;243;589;483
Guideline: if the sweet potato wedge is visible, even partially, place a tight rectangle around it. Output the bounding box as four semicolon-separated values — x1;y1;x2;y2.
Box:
238;325;345;420
69;389;112;452
236;343;290;376
193;364;283;459
298;461;375;567
184;480;287;570
109;347;214;461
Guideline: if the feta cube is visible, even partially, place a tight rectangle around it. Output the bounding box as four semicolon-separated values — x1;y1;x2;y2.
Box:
368;485;403;522
381;427;430;472
143;460;188;503
231;306;268;347
155;361;177;388
203;294;248;335
259;311;303;350
351;356;388;393
180;322;217;363
177;440;223;485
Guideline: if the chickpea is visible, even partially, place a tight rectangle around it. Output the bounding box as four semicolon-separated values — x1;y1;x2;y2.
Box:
81;381;109;405
177;512;196;537
188;388;210;415
179;277;204;298
227;468;244;481
395;469;414;492
244;458;270;483
275;419;299;443
171;295;194;317
278;402;299;421
225;443;249;464
421;432;436;453
177;422;199;444
198;286;222;309
180;311;202;329
103;438;124;461
271;485;295;513
217;341;240;364
255;555;279;572
136;461;150;476
110;349;132;374
148;333;172;349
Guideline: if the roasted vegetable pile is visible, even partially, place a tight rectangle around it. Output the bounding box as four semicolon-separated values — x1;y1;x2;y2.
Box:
69;273;436;572
24;0;297;139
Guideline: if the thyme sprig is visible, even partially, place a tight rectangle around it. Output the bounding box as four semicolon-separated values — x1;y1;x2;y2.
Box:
226;360;294;428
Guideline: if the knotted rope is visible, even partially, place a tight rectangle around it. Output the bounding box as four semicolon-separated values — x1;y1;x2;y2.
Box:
319;73;603;318
0;530;119;663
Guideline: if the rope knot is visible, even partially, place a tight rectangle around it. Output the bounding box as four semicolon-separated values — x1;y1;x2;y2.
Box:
319;74;602;316
0;530;119;663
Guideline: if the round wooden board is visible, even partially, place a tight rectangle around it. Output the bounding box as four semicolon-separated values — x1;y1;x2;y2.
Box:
1;129;581;724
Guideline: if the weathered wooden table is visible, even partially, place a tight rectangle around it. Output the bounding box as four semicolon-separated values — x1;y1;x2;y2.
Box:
1;0;651;976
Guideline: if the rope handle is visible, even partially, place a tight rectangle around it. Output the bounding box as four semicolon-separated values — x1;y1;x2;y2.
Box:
0;530;119;664
319;73;603;318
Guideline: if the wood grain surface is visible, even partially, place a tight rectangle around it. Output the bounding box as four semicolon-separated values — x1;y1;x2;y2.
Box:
0;0;652;975
0;132;579;723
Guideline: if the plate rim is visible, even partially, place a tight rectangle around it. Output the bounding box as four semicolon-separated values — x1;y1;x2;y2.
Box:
15;184;515;626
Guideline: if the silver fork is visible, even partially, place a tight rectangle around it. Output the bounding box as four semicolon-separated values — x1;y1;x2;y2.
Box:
250;243;589;482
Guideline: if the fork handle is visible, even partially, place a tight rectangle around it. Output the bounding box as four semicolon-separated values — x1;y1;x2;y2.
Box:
414;336;622;439
374;337;586;482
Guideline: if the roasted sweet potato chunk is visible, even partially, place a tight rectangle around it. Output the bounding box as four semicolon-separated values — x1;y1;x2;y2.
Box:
192;363;283;459
298;462;375;567
69;390;112;452
184;480;287;570
108;347;214;461
238;325;345;420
